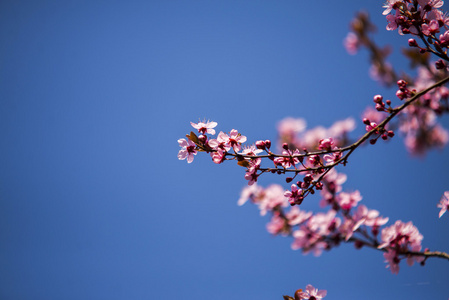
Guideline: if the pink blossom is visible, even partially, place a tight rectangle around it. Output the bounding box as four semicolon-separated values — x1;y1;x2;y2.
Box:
302;126;328;149
273;149;301;169
328;117;356;139
344;32;359;55
286;206;312;226
437;191;449;218
190;120;217;135
386;13;399;31
319;169;347;207
439;31;449;47
258;184;288;216
418;0;444;9
177;138;197;163
237;184;263;206
323;151;342;164
382;0;400;15
422;19;440;36
277;117;307;136
208;134;228;151
217;129;247;152
318;138;335;151
239;145;263;156
284;184;304;206
343;205;388;241
297;284;327;300
308;210;340;237
384;249;400;274
291;227;326;256
244;159;261;186
337;190;362;210
358;206;389;228
308;155;321;167
266;212;288;235
378;220;423;252
211;149;226;164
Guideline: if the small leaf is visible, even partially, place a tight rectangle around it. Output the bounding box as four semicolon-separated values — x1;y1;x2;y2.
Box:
283;296;294;300
187;131;199;144
237;160;250;168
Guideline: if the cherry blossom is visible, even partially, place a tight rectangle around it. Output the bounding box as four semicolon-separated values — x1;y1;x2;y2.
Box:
337;190;362;210
190;120;217;135
266;212;288;235
437;191;449;218
378;220;423;250
177;138;197;163
296;284;327;300
344;32;360;55
284;184;304;206
215;129;247;152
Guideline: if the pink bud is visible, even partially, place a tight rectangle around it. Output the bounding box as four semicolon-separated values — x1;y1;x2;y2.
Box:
255;140;265;149
396;90;405;100
408;39;418;47
264;140;271;149
198;135;207;144
375;103;385;111
436;59;446;70
373;95;383;103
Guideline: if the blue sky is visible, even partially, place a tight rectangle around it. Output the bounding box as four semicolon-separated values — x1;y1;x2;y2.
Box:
1;1;448;299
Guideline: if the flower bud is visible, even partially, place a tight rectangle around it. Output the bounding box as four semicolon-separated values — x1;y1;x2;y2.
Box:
435;59;446;70
264;140;271;149
198;135;207;144
408;38;418;47
282;143;289;150
354;240;364;249
396;90;405;100
375;103;385;111
397;79;407;89
373;94;383;103
255;140;265;149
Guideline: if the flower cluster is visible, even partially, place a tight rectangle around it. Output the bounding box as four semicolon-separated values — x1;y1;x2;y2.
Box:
346;9;449;155
178;2;449;297
179;119;357;202
237;169;429;275
277;117;355;151
378;221;425;274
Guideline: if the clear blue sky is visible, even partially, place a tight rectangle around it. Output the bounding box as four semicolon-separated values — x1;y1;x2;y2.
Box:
1;1;448;299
